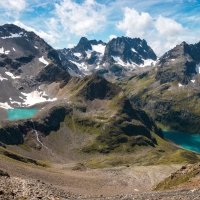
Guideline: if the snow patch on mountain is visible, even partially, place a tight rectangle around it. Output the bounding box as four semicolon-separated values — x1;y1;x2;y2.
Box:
74;53;82;57
85;50;92;58
0;74;8;81
1;32;23;39
9;98;21;106
5;72;20;79
39;56;49;66
91;44;105;54
179;83;183;87
140;59;156;67
131;48;137;53
0;102;13;109
0;47;10;54
12;47;16;51
195;63;200;74
112;56;128;67
70;60;89;72
21;90;57;106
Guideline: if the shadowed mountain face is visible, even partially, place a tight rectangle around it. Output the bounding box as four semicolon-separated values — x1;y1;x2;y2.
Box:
117;41;200;134
57;36;157;78
156;41;200;84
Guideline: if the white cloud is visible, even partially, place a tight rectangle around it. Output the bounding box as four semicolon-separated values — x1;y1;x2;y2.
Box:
116;7;196;56
67;44;75;48
0;0;26;12
55;0;106;36
109;35;117;41
116;7;153;38
155;15;187;38
14;21;60;45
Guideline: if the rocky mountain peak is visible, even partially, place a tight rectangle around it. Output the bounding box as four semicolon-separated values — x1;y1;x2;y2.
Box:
76;74;121;100
156;41;199;84
0;23;71;110
101;36;157;67
0;24;26;38
74;37;92;52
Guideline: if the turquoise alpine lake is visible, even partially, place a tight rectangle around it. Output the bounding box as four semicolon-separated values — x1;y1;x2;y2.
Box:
7;108;38;120
163;130;200;153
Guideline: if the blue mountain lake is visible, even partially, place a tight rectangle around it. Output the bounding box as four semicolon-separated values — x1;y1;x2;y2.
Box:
7;108;38;120
163;130;200;153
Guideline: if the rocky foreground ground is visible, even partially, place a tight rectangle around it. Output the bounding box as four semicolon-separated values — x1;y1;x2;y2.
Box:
1;169;200;200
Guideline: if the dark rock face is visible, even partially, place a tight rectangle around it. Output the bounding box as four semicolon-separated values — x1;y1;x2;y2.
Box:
156;41;200;84
74;74;121;100
102;37;157;65
36;64;71;88
0;106;70;145
35;106;70;136
0;170;9;177
3;151;43;166
0;125;24;145
73;37;92;54
57;48;84;77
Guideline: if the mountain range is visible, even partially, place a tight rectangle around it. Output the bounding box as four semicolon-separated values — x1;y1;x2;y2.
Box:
1;23;200;199
0;24;166;154
57;36;157;79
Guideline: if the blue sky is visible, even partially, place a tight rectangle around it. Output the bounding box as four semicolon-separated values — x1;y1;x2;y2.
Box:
0;0;200;56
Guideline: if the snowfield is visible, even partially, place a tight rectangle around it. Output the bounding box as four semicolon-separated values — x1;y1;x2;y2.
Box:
21;90;57;106
39;56;49;66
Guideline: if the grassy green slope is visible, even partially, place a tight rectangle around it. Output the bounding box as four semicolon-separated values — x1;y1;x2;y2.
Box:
116;68;200;134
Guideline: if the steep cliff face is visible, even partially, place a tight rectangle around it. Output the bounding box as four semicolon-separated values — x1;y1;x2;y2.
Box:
101;37;156;65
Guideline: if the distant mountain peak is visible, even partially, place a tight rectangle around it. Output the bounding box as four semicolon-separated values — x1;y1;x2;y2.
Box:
75;37;92;52
57;36;157;79
156;41;200;84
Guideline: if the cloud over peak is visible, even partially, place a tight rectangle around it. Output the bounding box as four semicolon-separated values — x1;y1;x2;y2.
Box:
0;0;26;12
115;7;193;56
55;0;106;36
116;8;153;38
155;15;187;38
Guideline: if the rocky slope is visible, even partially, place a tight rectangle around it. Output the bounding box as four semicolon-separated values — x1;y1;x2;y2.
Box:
2;165;200;200
155;162;200;191
0;23;70;112
117;41;200;134
57;36;157;79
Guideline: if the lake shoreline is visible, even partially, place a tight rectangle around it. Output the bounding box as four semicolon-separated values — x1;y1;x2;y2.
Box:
163;130;200;154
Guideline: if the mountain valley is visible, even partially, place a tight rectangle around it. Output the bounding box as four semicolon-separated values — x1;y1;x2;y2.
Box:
1;23;200;199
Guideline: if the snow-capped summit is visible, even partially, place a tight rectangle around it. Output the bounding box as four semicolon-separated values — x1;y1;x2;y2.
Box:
57;36;157;78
